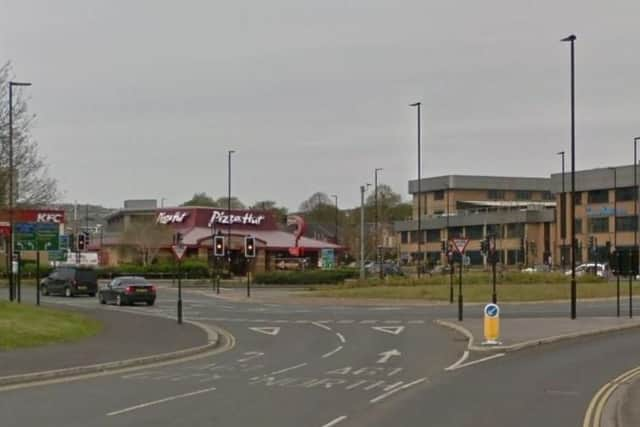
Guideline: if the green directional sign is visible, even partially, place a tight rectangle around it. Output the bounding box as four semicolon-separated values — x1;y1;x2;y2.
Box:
36;223;59;251
48;250;66;261
14;223;60;251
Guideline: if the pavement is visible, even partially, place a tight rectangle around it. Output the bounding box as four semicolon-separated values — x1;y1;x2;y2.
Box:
0;299;209;379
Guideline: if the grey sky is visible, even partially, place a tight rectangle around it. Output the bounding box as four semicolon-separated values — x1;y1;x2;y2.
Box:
2;0;639;210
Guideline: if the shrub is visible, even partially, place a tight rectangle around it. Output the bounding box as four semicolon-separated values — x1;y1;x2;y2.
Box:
254;269;359;285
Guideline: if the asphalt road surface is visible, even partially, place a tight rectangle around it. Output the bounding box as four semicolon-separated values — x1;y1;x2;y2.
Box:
3;286;640;427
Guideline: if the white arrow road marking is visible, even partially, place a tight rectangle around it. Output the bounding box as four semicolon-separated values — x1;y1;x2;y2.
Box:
447;353;505;371
249;327;280;336
321;415;348;427
372;326;405;335
237;352;265;362
377;349;401;364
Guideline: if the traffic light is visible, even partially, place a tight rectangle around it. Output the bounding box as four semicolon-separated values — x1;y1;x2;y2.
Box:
588;236;595;252
441;240;446;253
77;233;86;251
519;237;525;254
214;235;225;257
174;232;183;245
244;236;256;258
480;237;489;255
84;231;90;248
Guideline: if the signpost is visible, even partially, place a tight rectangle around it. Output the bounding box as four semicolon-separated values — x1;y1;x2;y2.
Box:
451;238;470;321
171;239;187;324
483;303;501;345
488;235;498;304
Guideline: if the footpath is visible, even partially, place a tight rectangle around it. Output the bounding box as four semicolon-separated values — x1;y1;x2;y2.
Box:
0;305;215;386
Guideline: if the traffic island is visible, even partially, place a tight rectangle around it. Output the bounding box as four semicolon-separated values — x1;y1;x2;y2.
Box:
436;317;640;352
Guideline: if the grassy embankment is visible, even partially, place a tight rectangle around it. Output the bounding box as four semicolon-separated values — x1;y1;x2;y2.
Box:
304;272;639;302
0;301;102;350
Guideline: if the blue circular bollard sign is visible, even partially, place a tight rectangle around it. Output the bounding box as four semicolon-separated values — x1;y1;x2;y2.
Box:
484;303;500;318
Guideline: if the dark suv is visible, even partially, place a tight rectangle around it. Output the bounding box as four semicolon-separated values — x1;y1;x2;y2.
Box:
41;267;99;297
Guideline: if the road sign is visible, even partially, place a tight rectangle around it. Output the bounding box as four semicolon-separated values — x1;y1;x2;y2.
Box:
48;250;66;261
172;244;187;261
483;303;501;345
451;238;470;255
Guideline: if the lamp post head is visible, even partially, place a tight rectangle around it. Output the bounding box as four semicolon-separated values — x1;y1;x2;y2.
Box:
9;81;32;87
634;137;640;143
557;151;565;156
409;102;421;107
228;150;235;155
561;34;576;42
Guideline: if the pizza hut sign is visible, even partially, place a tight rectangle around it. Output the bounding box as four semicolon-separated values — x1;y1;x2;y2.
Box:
208;211;265;227
157;211;190;224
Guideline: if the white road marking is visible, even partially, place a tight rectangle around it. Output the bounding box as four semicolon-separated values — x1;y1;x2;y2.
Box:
383;320;403;324
377;349;401;364
407;320;425;324
321;415;348;427
106;386;216;416
312;322;333;331
237;352;265;363
447;353;505;371
370;378;428;404
345;380;367;390
295;320;310;324
445;351;470;371
336;333;346;343
322;346;343;358
267;363;308;376
387;368;403;377
248;327;280;336
360;320;377;324
372;326;405;335
337;320;355;324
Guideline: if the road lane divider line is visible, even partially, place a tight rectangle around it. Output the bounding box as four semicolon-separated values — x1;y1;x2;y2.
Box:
107;386;216;416
447;353;505;371
322;346;344;358
336;333;346;343
312;322;333;331
445;351;470;371
583;364;640;427
267;363;308;376
321;415;348;427
370;377;428;404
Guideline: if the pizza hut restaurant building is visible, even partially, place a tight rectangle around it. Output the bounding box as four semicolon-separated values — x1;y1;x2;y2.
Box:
101;207;342;274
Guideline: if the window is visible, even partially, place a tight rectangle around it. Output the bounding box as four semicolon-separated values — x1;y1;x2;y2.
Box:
588;190;609;204
506;223;524;238
466;225;484;240
488;190;505;200
426;229;440;242
515;191;532;201
542;191;554;201
589;217;609;233
433;210;444;215
466;251;483;265
616;216;637;232
574;218;583;234
434;190;445;201
574;192;583;205
616;187;635;202
448;227;463;238
410;231;419;243
401;231;408;244
486;224;503;238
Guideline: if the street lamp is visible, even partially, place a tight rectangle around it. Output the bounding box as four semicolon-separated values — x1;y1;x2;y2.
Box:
374;167;383;279
609;167;620;316
227;150;235;275
410;102;422;278
557;151;566;270
633;137;640;318
561;34;577;319
360;183;371;280
331;194;338;245
8;81;31;302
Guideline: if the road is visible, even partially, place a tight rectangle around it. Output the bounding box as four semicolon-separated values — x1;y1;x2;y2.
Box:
2;286;640;426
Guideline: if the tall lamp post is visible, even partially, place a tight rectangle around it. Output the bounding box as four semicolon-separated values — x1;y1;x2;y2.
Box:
360;184;371;280
331;194;338;244
557;151;566;270
609;167;620;316
374;168;383;279
633;137;640;318
8;81;31;302
561;34;577;319
410;102;422;277
227;150;235;276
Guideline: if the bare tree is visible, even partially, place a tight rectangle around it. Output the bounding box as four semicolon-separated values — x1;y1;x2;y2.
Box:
0;62;59;206
122;221;174;266
299;192;332;212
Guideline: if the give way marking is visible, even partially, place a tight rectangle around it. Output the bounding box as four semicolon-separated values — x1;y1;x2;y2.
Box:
372;326;405;335
377;349;401;364
249;327;280;336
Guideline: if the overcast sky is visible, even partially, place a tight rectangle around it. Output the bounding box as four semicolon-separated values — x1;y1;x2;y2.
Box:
2;1;639;210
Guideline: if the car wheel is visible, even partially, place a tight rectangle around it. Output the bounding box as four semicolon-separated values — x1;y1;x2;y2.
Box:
41;285;49;296
116;295;123;306
99;293;106;304
146;300;155;306
64;287;73;298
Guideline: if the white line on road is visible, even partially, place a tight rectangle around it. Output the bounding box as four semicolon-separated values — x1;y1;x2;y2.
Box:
106;387;216;416
370;378;428;404
312;322;333;331
447;353;506;371
321;415;348;427
267;363;308;376
360;320;377;324
322;346;343;358
444;351;470;371
336;320;355;324
336;333;346;343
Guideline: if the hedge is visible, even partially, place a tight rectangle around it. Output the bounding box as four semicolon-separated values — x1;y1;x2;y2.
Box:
254;269;359;285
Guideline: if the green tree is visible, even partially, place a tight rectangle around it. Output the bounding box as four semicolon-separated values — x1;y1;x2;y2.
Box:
214;196;245;209
250;200;288;223
181;192;218;207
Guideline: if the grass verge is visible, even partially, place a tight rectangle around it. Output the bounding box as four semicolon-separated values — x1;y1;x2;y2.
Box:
305;280;640;302
0;301;102;350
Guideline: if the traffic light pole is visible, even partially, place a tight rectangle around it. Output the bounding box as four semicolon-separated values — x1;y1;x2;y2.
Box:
492;258;497;304
16;252;21;303
177;258;183;324
36;249;40;306
246;258;251;298
458;257;463;321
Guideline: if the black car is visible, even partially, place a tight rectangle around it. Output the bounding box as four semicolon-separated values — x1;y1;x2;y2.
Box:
40;266;98;297
98;276;156;306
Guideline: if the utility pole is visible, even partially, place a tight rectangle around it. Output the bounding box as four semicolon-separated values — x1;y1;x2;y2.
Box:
410;102;422;278
360;184;370;280
375;168;383;279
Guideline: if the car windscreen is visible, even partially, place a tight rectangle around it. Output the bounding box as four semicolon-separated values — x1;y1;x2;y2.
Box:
75;269;98;282
121;277;149;285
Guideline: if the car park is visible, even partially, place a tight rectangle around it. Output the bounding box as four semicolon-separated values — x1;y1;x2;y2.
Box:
40;266;98;297
98;276;156;306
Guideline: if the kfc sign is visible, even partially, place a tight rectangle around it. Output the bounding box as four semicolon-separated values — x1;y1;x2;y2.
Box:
208;211;265;227
36;213;64;223
157;211;189;225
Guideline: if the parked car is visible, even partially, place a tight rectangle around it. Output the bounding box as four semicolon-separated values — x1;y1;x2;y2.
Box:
564;263;610;278
98;276;156;306
40;266;98;297
366;262;405;277
521;264;551;273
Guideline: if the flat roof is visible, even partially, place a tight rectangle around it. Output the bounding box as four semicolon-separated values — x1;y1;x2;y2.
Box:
550;164;639;193
408;175;551;194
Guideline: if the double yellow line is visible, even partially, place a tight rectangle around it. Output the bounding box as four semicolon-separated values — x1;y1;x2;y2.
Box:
583;364;640;427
